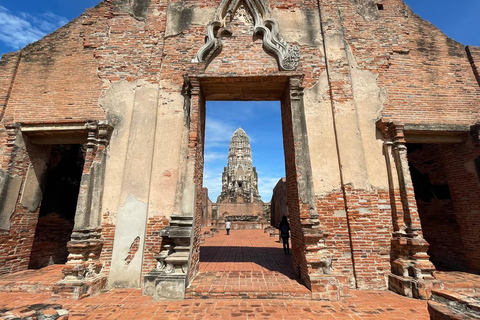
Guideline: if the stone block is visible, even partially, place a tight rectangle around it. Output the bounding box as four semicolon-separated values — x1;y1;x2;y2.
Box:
154;274;186;300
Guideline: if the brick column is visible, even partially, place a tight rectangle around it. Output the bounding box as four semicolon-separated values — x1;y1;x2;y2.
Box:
143;77;198;300
53;121;113;300
378;121;438;299
284;76;341;300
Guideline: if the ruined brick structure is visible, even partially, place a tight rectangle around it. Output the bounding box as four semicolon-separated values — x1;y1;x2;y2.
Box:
212;128;268;230
0;0;479;302
217;128;261;204
270;177;287;229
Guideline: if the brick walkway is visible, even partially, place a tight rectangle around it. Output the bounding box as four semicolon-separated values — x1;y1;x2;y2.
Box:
186;229;310;299
0;289;430;319
0;229;437;319
434;270;480;293
0;264;63;293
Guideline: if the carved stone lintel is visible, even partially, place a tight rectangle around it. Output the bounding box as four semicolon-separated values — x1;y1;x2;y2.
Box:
194;0;300;71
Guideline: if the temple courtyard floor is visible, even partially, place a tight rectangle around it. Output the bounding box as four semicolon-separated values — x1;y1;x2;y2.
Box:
3;229;478;319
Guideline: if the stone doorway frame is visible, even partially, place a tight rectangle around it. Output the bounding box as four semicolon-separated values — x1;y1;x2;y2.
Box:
1;120;113;299
377;121;476;299
149;73;322;300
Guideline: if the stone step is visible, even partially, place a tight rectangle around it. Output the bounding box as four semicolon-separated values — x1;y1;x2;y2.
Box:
185;290;312;300
428;289;480;319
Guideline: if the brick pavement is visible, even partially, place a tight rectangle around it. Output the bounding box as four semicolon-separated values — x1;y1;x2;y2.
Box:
0;264;63;293
187;229;310;299
0;289;430;319
0;230;434;319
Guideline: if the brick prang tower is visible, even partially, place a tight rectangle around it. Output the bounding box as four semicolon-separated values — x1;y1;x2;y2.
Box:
217;128;262;204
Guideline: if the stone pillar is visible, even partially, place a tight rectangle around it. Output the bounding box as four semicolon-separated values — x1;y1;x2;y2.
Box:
53;121;113;300
285;76;338;300
378;121;439;299
143;77;197;300
0;124;23;231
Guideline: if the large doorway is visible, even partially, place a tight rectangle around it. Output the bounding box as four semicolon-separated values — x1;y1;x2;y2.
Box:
186;76;315;298
188;100;309;298
407;143;469;271
28;144;85;269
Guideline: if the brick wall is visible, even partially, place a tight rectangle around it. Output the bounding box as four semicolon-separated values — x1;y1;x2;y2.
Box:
270;177;288;229
0;138;37;275
281;95;310;286
28;213;74;269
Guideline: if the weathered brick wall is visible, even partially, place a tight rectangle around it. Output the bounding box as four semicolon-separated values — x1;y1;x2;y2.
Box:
439;138;480;272
281;95;310;286
2;25;105;124
467;45;480;86
344;187;393;289
216;203;265;219
270;177;288;228
142;216;169;279
320;0;480;125
0;134;38;275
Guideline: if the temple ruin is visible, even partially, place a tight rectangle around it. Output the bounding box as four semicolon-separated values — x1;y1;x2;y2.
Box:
210;128;269;230
0;0;479;315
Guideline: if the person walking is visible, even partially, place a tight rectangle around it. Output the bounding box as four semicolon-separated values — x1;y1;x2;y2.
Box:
225;220;231;235
279;216;290;254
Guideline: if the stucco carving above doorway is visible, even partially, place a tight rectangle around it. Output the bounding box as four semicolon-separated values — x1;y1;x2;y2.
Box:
193;0;300;71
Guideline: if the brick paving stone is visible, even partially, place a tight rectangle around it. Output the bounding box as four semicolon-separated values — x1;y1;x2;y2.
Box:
0;230;433;319
188;230;309;299
0;290;429;319
434;270;480;293
0;264;63;293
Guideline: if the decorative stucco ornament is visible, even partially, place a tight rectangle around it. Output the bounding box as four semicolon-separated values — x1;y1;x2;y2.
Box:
194;0;300;71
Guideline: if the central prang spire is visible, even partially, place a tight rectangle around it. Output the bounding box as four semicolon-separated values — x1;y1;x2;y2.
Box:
217;128;262;203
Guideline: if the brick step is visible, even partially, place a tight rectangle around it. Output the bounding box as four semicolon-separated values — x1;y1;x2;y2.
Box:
185;290;312;300
428;289;480;320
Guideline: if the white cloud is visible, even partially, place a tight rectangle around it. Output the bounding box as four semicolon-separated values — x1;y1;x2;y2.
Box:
202;168;223;201
258;176;283;202
205;117;236;148
0;6;69;50
204;152;226;162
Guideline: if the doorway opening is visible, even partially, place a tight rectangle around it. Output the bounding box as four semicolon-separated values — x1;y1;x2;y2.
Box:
28;144;85;269
185;76;314;298
407;143;468;271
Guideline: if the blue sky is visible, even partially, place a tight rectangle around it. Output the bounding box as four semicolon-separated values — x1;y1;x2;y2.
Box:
0;0;478;201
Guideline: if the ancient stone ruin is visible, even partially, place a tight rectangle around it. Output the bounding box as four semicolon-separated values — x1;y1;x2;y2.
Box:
217;128;261;205
0;0;479;314
211;128;269;229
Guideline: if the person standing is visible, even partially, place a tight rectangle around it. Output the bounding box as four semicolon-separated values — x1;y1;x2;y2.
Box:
225;220;231;235
279;216;290;254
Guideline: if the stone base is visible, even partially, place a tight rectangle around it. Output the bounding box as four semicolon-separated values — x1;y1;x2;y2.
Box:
388;273;441;300
144;272;186;300
52;274;107;300
154;275;186;300
143;270;163;296
428;290;480;320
